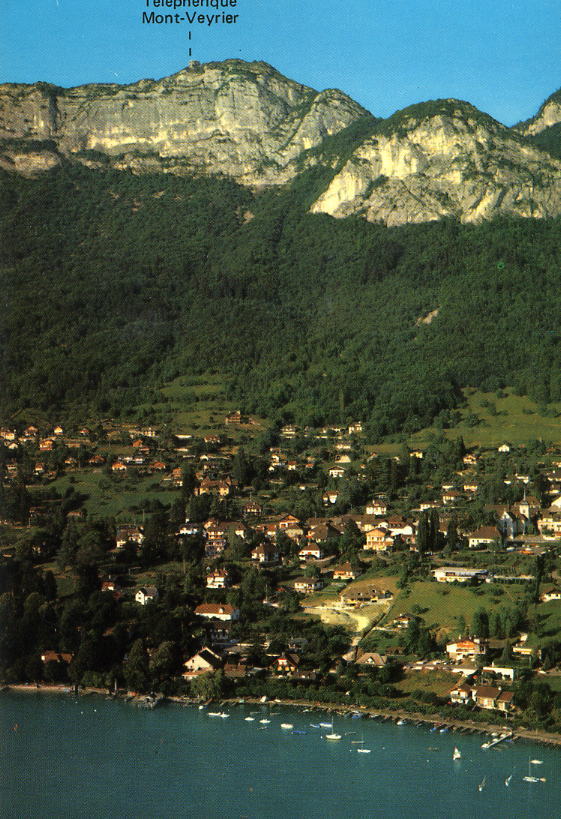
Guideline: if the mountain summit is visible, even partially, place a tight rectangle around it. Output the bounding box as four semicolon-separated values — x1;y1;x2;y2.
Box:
1;60;560;226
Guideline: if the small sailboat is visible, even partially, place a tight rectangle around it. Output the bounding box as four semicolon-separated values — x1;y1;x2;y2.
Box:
259;718;270;724
355;730;371;753
505;774;513;787
280;723;294;730
523;758;546;783
396;719;406;726
325;720;342;740
453;747;461;760
477;776;486;792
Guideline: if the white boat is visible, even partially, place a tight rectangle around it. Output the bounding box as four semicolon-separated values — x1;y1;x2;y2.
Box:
477;776;486;792
396;719;406;726
259;719;270;724
244;717;255;722
453;747;461;760
319;722;332;728
208;712;229;718
523;758;546;783
280;723;294;730
357;748;371;753
324;719;342;740
505;774;513;787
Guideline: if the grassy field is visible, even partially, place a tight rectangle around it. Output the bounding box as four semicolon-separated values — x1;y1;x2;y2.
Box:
368;387;561;456
407;387;561;449
40;471;179;519
382;580;527;634
394;669;458;697
153;373;267;437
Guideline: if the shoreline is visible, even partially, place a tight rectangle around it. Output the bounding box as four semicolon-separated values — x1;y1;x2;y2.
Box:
4;683;561;749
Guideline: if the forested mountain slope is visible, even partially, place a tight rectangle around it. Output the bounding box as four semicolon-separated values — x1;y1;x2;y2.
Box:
2;164;561;436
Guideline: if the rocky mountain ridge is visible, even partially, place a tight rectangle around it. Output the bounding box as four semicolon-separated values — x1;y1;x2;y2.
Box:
1;60;560;226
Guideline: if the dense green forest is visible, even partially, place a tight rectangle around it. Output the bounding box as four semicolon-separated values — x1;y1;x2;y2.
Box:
2;162;561;436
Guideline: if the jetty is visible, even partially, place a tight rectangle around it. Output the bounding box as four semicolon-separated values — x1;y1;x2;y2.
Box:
481;732;513;749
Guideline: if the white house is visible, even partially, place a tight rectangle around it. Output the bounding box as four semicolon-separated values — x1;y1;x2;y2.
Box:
135;586;158;605
194;603;239;621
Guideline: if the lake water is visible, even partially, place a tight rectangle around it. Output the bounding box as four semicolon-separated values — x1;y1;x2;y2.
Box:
1;692;559;818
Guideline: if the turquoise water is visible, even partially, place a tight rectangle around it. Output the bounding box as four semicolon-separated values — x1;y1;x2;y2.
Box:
1;692;560;818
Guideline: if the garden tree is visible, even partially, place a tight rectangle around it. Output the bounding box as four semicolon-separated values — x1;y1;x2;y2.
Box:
500;641;513;664
428;509;440;551
231;448;254;486
183;561;205;598
275;530;294;558
227;534;250;561
25;655;44;682
43;570;57;602
68;634;100;684
491;610;504;639
181;465;199;500
339;520;365;558
0;481;31;524
149;640;180;686
190;670;224;700
471;607;490;639
445;516;459;553
403;616;434;656
541;641;561;671
278;589;300;613
456;614;466;638
186;494;212;523
179;533;205;571
416;512;430;557
123;638;150;693
76;564;100;600
44;658;69;683
75;529;107;568
59;600;85;652
56;519;82;569
533;553;545;604
349;553;363;576
528;683;553;723
0;593;19;672
534;472;550;507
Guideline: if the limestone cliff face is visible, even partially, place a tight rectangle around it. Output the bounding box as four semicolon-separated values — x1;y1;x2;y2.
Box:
516;90;561;136
1;62;560;226
0;60;365;184
310;101;561;225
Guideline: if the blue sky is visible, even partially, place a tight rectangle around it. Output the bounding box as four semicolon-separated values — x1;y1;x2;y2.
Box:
2;0;560;125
